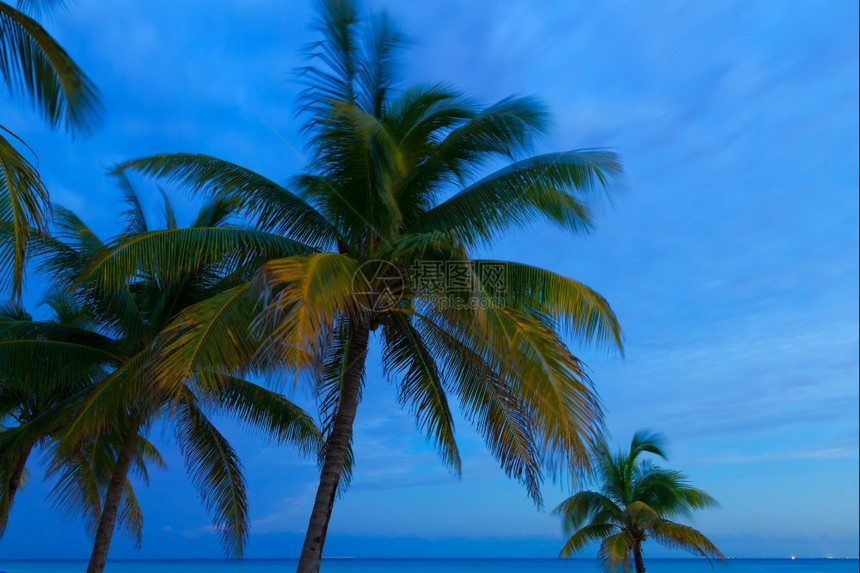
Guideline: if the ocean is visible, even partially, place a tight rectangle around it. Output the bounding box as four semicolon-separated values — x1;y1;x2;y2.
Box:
0;559;857;573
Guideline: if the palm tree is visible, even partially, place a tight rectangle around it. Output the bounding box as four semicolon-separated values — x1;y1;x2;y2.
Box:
95;1;624;571
0;0;101;299
0;184;321;573
0;294;170;558
553;430;725;573
0;294;110;536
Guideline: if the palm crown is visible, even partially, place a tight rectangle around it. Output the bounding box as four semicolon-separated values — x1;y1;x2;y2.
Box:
0;184;320;573
554;430;725;573
89;1;626;571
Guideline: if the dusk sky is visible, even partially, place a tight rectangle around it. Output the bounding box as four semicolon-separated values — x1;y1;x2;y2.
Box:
0;0;857;561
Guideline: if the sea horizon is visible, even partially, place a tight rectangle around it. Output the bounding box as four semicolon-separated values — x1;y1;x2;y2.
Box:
1;557;858;573
4;557;858;560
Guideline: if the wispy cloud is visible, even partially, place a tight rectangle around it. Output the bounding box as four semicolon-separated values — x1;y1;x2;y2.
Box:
691;447;857;467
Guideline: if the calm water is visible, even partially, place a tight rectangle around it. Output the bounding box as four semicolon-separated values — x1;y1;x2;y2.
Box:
0;560;857;573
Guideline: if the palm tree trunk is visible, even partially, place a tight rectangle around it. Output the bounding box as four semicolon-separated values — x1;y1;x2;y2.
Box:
6;442;32;498
297;320;371;573
86;435;138;573
0;441;33;533
633;541;646;573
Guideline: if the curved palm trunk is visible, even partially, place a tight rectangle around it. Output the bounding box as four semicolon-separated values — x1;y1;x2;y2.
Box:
6;443;32;497
0;441;33;533
297;321;371;573
633;541;646;573
86;435;138;573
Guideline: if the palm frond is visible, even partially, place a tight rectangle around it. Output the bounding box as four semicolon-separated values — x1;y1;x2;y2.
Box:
116;154;338;248
114;170;149;236
58;349;152;446
49;204;104;250
192;194;239;229
208;375;321;454
394;94;548;223
559;522;618;558
552;491;622;535
410;150;621;247
158;187;177;230
410;310;544;504
116;478;144;547
14;1;69;19
32;206;103;288
481;261;622;350
383;83;472;146
81;226;314;292
440;95;549;158
0;437;33;537
356;9;404;117
0;299;29;320
131;434;165;485
174;393;248;558
623;500;660;532
39;285;95;329
298;0;361;131
629;429;667;461
0;314;115;349
254;253;362;370
445;300;604;478
0;131;50;298
597;530;634;573
650;520;726;562
152;283;261;397
635;468;718;518
295;101;402;241
44;433;117;537
0;3;101;133
0;336;117;398
381;311;460;473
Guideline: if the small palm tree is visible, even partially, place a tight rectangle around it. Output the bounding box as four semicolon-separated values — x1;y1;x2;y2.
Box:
553;430;725;573
0;294;110;535
0;290;155;551
0;0;101;299
0;184;320;573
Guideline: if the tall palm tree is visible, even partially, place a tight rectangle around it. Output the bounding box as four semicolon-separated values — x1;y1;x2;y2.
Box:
93;1;624;571
0;0;101;299
0;184;321;573
553;430;725;573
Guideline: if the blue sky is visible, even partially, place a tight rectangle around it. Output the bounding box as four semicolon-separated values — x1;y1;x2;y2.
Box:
0;0;857;561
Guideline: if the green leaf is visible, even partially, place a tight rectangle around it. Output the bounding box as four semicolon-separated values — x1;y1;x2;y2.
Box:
410;310;545;504
207;375;321;455
481;260;623;351
0;131;50;298
82;226;314;292
411;150;621;247
174;393;248;558
382;311;460;473
116;154;338;248
0;3;101;133
254;253;362;370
